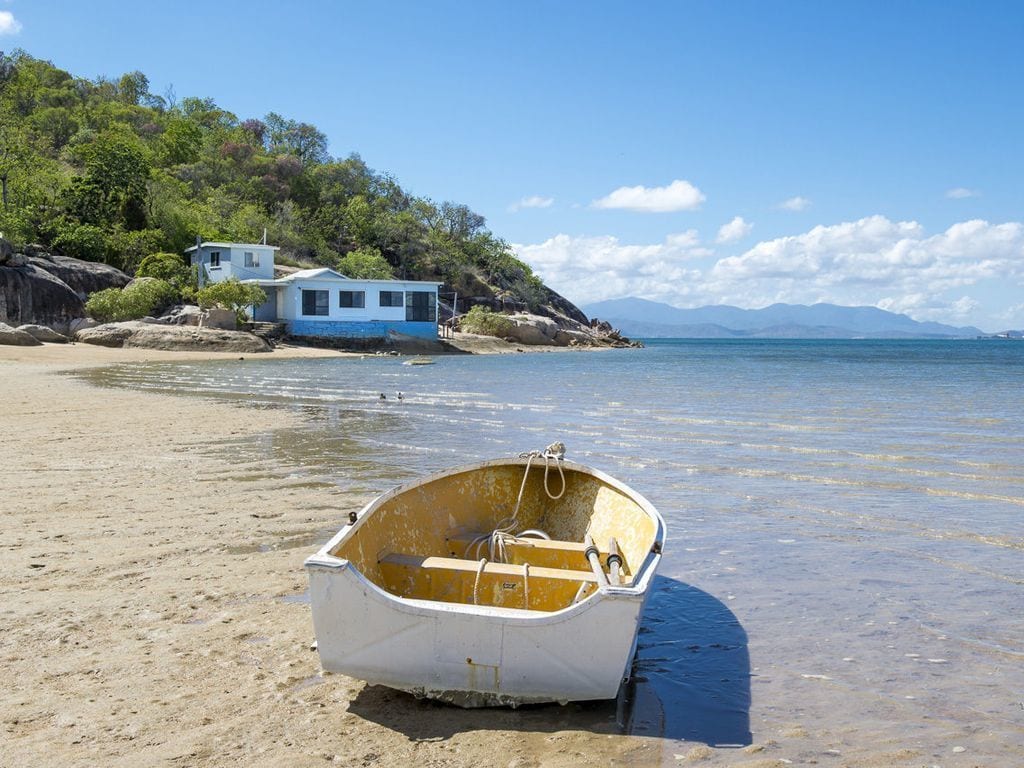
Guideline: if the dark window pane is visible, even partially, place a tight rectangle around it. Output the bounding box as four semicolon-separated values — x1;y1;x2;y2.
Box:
405;291;436;322
379;290;404;307
302;290;329;316
339;291;365;308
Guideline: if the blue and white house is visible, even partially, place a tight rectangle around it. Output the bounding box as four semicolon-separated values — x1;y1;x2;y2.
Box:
186;241;278;285
186;241;440;340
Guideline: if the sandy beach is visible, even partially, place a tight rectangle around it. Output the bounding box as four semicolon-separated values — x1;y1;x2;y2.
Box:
0;343;661;768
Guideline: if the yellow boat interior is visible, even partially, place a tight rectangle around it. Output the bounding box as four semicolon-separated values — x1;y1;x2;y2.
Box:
330;462;659;613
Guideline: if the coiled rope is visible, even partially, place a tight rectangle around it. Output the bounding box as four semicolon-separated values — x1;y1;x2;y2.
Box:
464;443;568;567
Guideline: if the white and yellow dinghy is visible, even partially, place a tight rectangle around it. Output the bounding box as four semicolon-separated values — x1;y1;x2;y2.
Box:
304;444;666;707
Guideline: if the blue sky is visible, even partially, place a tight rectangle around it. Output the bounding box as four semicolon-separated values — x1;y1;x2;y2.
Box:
4;1;1023;330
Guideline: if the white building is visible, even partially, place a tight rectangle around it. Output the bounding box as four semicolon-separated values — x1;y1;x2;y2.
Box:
186;241;440;340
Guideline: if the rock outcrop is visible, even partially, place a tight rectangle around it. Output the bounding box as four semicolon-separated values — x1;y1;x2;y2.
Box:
0;238;131;333
0;261;86;334
489;312;640;348
0;322;42;346
76;321;272;353
26;249;131;298
157;305;203;326
506;313;563;346
74;321;142;347
17;324;69;343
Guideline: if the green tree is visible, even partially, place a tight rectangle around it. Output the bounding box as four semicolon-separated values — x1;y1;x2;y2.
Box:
157;118;202;166
52;223;111;262
196;277;267;325
117;71;150;105
336;246;393;279
137;251;189;283
265;112;328;164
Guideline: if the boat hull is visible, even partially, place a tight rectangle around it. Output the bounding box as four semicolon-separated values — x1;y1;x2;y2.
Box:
305;458;664;706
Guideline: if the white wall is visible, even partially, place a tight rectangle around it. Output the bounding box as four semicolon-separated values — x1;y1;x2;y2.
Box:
192;245;276;284
281;278;438;322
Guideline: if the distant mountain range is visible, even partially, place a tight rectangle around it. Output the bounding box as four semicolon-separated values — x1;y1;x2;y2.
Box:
582;298;986;339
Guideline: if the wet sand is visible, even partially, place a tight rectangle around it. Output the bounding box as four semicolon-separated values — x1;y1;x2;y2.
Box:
0;344;656;767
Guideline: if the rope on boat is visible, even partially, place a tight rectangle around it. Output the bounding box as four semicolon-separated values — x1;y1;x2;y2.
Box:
522;563;530;610
472;558;488;605
464;443;567;565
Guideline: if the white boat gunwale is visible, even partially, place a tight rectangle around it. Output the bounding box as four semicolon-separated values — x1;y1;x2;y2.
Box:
304;457;665;623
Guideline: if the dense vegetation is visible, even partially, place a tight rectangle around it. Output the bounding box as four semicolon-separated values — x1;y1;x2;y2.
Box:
459;305;515;337
0;50;547;309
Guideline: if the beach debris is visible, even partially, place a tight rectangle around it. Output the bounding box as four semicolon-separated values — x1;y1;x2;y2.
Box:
952;745;966;753
801;674;832;681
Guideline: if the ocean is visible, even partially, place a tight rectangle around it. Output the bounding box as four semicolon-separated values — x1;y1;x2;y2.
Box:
81;339;1024;763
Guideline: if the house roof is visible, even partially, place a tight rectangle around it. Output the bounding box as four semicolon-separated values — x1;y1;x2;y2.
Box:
274;269;441;287
277;267;350;281
185;241;281;253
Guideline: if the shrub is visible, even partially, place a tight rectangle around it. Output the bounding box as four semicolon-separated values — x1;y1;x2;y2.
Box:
85;278;178;322
52;223;111;263
196;277;267;325
336;246;393;279
137;251;190;283
110;229;168;273
459;305;514;337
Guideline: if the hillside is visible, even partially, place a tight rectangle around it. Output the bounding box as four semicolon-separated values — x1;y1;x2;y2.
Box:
0;50;582;324
582;298;985;338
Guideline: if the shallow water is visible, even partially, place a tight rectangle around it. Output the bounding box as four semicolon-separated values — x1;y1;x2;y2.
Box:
80;339;1024;763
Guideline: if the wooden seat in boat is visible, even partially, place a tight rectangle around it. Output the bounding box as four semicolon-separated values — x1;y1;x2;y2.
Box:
445;532;631;576
378;552;599;610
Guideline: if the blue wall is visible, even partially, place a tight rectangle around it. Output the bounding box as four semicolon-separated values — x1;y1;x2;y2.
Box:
288;319;438;340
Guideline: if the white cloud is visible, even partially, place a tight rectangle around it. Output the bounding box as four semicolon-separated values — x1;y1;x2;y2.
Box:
716;216;753;243
512;231;711;305
709;216;1024;323
592;179;705;212
513;215;1024;328
508;195;554;213
778;196;811;211
0;10;21;34
946;187;980;199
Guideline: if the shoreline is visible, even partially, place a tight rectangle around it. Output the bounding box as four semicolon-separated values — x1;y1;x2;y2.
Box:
0;344;657;767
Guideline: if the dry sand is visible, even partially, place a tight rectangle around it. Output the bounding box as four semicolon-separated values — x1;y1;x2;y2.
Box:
0;343;658;767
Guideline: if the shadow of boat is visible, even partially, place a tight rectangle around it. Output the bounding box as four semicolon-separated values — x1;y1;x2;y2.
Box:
623;575;752;747
346;575;751;748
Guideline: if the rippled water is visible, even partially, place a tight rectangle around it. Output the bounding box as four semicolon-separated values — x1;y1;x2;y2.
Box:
80;339;1024;764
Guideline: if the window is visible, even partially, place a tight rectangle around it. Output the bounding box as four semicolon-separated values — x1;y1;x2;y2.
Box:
302;289;329;316
339;290;365;308
406;291;437;322
209;251;221;268
379;290;404;307
244;251;259;268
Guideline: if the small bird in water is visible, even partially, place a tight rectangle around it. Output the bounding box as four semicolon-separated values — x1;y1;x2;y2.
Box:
379;393;386;400
397;392;404;401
